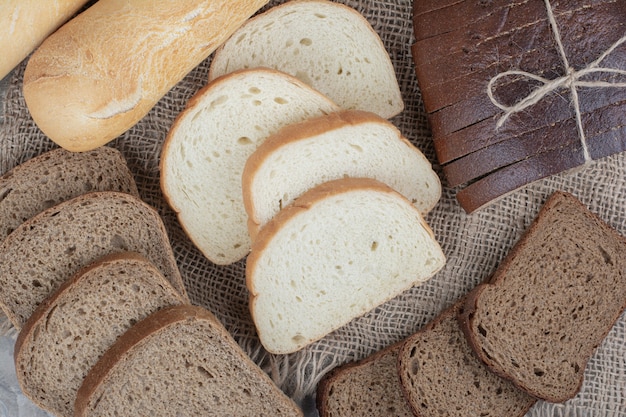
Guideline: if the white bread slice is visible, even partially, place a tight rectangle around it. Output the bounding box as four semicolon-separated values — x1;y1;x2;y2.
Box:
246;178;446;354
208;0;404;119
0;191;187;329
75;305;303;417
243;110;441;239
0;146;139;242
160;67;338;265
15;252;187;417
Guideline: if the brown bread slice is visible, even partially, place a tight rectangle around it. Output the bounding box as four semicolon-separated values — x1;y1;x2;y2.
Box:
0;146;139;241
75;304;303;417
397;299;536;417
0;191;188;329
459;191;626;401
316;342;414;417
14;252;187;417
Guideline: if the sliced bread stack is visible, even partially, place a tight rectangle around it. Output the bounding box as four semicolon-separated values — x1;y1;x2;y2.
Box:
1;150;301;415
15;253;187;417
411;0;626;212
0;191;187;329
316;191;626;416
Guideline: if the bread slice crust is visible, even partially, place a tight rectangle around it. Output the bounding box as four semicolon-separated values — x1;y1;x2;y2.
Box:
242;109;441;239
0;191;187;328
316;342;415;417
397;299;536;417
0;146;139;242
247;177;445;354
459;191;626;402
14;252;187;417
74;304;303;417
208;0;403;119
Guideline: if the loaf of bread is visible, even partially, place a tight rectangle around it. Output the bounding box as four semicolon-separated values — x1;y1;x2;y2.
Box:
209;0;404;119
0;146;138;242
459;191;626;402
15;252;187;417
74;305;303;417
0;191;187;329
411;0;626;212
397;299;536;417
243;109;441;239
0;0;89;80
247;178;445;354
23;0;269;152
316;343;415;417
161;68;338;265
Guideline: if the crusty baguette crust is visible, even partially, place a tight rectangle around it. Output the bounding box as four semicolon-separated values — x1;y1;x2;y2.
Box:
458;191;626;402
242;109;441;240
0;0;89;80
23;0;269;152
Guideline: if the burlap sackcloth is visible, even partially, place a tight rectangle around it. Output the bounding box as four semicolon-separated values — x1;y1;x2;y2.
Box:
0;1;624;415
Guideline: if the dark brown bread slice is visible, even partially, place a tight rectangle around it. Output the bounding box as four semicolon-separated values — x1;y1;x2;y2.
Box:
316;342;414;417
0;146;139;241
15;252;187;417
397;299;536;417
459;191;626;401
75;305;303;417
0;191;188;329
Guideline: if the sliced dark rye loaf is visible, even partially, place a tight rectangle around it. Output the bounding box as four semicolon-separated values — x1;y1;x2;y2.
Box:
397;299;536;417
0;191;187;329
0;146;138;241
459;191;626;401
316;342;414;417
455;124;626;213
75;305;303;417
442;97;626;187
15;252;187;417
413;0;529;42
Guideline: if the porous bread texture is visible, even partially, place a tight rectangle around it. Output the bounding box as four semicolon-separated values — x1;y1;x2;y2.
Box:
397;300;536;417
243;109;441;239
208;0;404;119
0;0;89;80
75;305;303;417
247;178;446;354
23;0;269;151
160;67;338;265
0;146;139;242
14;252;187;417
0;191;187;329
460;191;626;402
316;343;415;417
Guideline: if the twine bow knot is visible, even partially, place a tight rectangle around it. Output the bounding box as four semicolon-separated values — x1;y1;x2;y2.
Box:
487;0;626;163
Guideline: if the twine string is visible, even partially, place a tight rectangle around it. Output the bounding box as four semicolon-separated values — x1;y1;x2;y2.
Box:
487;0;626;163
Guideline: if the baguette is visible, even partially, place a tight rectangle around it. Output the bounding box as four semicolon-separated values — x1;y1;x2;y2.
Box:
0;0;89;80
23;0;269;152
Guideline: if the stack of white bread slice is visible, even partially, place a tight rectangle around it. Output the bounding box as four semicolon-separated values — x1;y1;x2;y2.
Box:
0;148;302;416
160;0;445;354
